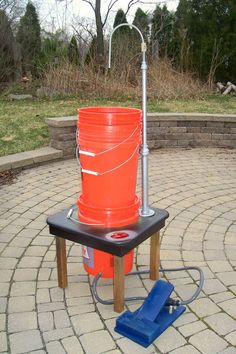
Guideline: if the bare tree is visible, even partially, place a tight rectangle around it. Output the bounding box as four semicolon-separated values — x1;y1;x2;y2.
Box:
0;9;21;84
151;4;174;62
81;0;140;69
71;18;95;59
0;0;26;22
207;38;224;89
179;27;192;72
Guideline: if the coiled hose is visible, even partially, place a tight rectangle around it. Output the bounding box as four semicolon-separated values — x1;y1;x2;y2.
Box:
91;266;204;307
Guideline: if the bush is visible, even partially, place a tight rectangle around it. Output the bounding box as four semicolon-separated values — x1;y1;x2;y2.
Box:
40;58;209;100
148;59;208;99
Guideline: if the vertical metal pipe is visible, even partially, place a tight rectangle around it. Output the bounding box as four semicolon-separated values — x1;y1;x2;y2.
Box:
141;56;149;214
140;44;155;217
108;23;154;217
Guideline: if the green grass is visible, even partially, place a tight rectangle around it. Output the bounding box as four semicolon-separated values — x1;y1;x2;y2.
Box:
0;95;235;157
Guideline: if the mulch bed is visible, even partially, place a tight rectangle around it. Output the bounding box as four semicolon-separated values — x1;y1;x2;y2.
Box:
0;170;21;186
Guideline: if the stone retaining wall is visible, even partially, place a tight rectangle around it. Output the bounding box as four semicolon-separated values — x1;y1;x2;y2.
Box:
46;113;236;158
46;116;77;158
148;113;236;149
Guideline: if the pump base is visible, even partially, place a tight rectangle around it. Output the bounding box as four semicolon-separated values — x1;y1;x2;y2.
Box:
139;207;155;217
115;279;186;347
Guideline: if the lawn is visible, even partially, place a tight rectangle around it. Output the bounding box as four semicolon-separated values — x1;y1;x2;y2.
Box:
0;95;235;157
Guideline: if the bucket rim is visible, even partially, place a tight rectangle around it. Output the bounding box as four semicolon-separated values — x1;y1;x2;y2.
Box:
78;106;142;115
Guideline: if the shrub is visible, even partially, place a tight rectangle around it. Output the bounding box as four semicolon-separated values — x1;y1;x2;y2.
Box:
41;58;209;100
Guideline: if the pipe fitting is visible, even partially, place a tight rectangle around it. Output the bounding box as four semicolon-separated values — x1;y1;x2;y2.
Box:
140;146;149;156
141;62;147;70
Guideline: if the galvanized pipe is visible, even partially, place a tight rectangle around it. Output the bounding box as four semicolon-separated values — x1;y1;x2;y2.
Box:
108;23;154;217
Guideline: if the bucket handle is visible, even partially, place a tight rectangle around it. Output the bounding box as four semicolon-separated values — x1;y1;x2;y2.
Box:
78;124;140;157
76;144;139;176
67;206;104;226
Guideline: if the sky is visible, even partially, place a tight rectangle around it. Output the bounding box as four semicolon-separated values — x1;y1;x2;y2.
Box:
38;0;179;33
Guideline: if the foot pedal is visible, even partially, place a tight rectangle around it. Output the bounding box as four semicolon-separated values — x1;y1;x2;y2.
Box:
115;311;161;347
115;280;186;347
136;278;175;322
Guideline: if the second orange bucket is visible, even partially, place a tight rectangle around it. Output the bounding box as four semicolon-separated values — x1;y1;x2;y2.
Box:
77;106;142;228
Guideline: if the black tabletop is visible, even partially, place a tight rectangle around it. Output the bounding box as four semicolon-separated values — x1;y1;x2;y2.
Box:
47;207;169;257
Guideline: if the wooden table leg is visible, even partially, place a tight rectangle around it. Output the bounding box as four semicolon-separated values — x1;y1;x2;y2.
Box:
56;237;68;288
150;231;160;281
113;256;124;313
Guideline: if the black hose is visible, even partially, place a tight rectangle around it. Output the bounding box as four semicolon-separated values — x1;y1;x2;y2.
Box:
91;266;204;307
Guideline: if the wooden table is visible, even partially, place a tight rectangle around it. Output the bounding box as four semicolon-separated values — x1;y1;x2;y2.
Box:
47;207;169;312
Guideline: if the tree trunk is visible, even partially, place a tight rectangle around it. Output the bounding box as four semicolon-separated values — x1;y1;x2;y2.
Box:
95;0;105;71
152;39;159;61
13;39;21;80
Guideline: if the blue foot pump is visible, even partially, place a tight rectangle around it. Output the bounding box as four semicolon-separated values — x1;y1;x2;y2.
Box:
92;266;204;347
115;279;186;347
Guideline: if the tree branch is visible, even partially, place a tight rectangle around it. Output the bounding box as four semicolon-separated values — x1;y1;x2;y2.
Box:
72;19;95;38
0;0;25;21
139;0;172;4
81;0;95;12
71;24;90;45
102;0;119;27
124;0;140;17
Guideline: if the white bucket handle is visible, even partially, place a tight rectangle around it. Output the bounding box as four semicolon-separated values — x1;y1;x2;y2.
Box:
67;207;104;226
77;123;140;157
76;144;140;176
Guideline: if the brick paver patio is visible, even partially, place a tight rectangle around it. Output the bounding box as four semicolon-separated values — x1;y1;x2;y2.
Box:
0;148;236;354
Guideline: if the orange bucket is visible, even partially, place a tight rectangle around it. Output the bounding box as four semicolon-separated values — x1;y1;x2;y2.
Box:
77;107;142;227
77;106;142;278
82;246;134;278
